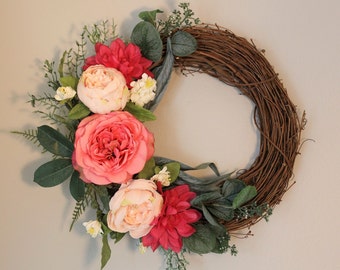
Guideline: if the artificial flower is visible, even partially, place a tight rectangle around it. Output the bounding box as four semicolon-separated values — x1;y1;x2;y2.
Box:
130;73;157;107
72;111;154;185
83;38;153;86
151;166;171;186
142;185;201;253
83;220;103;238
54;86;76;101
77;65;129;114
107;179;163;238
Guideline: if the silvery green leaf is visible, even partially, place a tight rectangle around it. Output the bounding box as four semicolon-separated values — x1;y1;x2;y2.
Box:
147;38;175;111
131;21;163;62
171;31;197;57
183;224;217;254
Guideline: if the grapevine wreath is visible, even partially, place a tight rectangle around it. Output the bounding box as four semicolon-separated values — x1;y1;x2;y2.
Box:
16;3;305;270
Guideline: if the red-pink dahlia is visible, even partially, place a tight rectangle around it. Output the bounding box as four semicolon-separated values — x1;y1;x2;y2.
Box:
142;185;201;253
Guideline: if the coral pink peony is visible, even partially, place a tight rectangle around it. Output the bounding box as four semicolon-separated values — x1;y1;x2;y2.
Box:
84;38;153;86
142;185;201;253
72;111;154;185
107;179;163;238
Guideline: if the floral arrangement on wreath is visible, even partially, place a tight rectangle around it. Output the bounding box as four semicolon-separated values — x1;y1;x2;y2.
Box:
15;3;273;270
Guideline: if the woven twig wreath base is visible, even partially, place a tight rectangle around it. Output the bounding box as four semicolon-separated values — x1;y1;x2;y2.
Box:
174;24;304;232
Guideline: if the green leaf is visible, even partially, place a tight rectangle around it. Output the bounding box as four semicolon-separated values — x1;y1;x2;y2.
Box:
101;233;111;270
138;9;163;25
222;179;246;200
191;191;222;208
146;38;174;111
232;186;257;209
164;162;180;183
171;31;197;57
124;102;156;122
69;170;85;201
131;21;163;62
37;125;74;157
183;224;217;254
202;204;221;227
68;102;91;120
207;198;234;221
60;76;78;89
58;51;67;78
110;231;126;243
34;159;73;187
137;158;156;179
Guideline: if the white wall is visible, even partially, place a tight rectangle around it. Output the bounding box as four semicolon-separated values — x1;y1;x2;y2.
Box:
1;0;339;269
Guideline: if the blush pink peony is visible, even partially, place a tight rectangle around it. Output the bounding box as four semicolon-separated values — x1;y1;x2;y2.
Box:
107;179;163;238
77;65;129;114
72;111;154;185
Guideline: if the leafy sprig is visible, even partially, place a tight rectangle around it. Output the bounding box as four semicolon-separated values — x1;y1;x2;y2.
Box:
157;3;200;36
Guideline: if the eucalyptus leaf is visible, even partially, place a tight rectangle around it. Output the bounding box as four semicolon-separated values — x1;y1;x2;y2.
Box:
183;224;217;254
69;170;85;201
124;102;156;122
232;186;257;209
131;21;163;62
37;125;74;157
34;159;73;187
60;76;78;89
171;31;197;57
68;102;91;120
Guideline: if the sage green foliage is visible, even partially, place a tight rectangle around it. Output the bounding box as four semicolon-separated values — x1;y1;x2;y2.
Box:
68;102;91;120
124;102;156;122
163;249;189;270
171;31;197;57
137;157;181;184
131;21;163;62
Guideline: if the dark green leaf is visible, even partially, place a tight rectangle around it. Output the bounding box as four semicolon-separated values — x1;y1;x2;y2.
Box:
137;158;156;179
232;186;257;209
37;125;74;157
191;191;222;208
34;159;73;187
69;170;85;201
60;76;78;89
124;102;156;122
131;21;163;62
110;231;126;243
171;31;197;57
222;179;246;199
138;9;163;25
68;102;91;120
101;233;111;270
202;204;221;227
207;203;234;221
183;224;217;254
